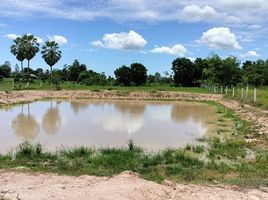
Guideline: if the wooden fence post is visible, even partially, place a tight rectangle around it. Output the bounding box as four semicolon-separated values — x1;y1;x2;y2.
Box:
232;87;235;97
241;88;244;100
246;85;249;100
254;88;257;103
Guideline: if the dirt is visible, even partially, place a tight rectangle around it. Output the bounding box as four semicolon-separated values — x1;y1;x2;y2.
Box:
0;170;267;200
0;90;268;199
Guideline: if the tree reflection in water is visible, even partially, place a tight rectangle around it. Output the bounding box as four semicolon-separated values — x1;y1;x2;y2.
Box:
42;101;61;134
11;104;39;140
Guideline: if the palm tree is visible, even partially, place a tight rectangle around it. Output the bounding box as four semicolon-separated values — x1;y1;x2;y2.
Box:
22;34;40;78
41;41;62;81
10;37;26;71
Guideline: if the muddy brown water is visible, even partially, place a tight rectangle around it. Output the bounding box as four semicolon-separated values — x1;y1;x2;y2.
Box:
0;100;221;152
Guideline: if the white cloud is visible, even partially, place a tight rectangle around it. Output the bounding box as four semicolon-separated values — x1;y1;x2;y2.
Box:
26;33;44;43
5;33;44;43
151;44;187;56
5;33;20;40
181;5;218;22
47;35;68;45
244;50;260;57
198;27;242;50
248;24;262;30
91;30;147;50
220;0;268;9
0;0;267;26
35;36;44;43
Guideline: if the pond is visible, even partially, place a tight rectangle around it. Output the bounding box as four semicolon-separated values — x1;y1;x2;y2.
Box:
0;100;222;152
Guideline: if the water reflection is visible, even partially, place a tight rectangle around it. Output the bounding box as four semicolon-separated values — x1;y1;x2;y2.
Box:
93;113;144;135
0;100;222;152
114;101;146;115
42;101;61;134
11;104;39;140
171;103;214;123
70;101;90;114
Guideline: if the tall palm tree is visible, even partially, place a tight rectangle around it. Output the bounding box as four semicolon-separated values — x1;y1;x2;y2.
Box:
10;37;26;71
22;34;40;78
41;41;62;81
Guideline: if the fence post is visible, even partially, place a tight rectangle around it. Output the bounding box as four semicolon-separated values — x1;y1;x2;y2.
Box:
254;88;257;103
232;87;235;97
12;81;14;90
221;86;223;94
225;86;228;95
241;88;244;100
246;85;249;100
213;86;216;93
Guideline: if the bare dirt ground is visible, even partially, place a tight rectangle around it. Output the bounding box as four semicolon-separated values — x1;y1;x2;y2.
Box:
0;90;268;200
0;170;267;200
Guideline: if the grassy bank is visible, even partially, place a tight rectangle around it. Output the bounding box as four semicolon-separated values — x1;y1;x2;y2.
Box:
0;138;267;187
0;78;210;93
0;102;267;187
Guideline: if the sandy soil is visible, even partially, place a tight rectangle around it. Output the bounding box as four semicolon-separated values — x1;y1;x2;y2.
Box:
0;90;268;200
0;170;267;200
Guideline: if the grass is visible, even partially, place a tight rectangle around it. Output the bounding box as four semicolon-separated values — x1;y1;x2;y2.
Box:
0;138;267;187
0;78;211;93
225;86;268;110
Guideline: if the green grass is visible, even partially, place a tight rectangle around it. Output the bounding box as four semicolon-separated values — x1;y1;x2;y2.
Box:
0;139;267;187
0;78;210;93
225;86;268;110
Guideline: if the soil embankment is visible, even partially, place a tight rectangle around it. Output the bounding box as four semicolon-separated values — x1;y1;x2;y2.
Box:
0;170;267;200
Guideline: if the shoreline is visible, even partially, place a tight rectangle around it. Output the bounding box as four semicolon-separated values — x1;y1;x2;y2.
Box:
0;90;267;136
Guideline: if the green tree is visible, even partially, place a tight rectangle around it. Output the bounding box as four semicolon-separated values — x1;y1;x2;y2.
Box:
0;62;12;78
172;58;201;87
41;41;62;81
130;63;147;86
68;60;87;82
10;36;26;71
242;60;268;87
114;63;148;86
22;34;40;78
194;58;207;84
203;54;241;86
114;65;133;86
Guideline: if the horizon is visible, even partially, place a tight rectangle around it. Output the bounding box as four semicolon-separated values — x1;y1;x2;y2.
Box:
0;0;267;76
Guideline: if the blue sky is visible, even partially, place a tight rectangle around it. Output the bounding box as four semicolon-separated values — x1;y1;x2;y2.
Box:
0;0;267;76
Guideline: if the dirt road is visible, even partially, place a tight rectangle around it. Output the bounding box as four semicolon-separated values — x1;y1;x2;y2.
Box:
0;170;267;200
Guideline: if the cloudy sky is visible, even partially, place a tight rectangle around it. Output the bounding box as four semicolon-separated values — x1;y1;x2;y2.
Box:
0;0;267;75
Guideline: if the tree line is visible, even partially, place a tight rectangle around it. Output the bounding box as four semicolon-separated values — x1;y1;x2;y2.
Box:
0;34;268;87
